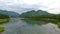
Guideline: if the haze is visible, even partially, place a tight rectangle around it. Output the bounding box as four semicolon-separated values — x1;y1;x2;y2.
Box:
0;0;60;14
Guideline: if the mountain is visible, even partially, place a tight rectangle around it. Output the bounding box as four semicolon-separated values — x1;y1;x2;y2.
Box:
20;10;49;17
0;10;20;17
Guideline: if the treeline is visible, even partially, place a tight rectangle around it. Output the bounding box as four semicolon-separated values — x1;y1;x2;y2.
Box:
0;14;9;19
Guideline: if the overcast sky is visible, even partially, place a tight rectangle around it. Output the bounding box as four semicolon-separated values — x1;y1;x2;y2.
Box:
0;0;60;14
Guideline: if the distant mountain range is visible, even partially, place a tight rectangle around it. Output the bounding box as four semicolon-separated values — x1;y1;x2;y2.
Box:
0;10;20;17
20;10;50;17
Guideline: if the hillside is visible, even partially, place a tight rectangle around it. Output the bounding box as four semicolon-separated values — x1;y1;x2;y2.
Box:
20;10;50;18
0;10;20;17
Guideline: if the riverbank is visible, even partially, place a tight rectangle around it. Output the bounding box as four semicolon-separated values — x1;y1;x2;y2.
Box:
0;26;4;33
0;18;10;24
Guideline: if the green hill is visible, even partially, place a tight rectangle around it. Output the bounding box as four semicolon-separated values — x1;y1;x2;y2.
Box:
20;10;49;18
0;10;20;17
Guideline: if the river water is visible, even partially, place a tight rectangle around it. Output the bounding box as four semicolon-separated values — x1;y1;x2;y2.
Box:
0;18;60;34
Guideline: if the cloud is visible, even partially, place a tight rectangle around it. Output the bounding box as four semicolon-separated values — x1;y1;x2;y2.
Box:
0;0;60;14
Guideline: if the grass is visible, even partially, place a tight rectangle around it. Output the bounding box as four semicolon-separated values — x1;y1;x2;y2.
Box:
0;26;5;33
0;18;10;24
57;22;60;28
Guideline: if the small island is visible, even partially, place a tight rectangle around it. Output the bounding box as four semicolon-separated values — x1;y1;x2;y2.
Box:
20;10;60;28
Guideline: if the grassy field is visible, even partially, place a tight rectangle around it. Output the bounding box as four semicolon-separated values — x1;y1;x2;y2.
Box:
0;26;4;33
0;19;10;24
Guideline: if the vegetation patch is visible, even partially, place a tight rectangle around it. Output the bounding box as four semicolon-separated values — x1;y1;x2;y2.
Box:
0;26;5;33
0;14;10;24
0;19;9;24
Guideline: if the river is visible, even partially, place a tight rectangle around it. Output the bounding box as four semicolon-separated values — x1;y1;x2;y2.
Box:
0;18;60;34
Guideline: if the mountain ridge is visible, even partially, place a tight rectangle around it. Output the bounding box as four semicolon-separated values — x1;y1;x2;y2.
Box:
0;10;20;17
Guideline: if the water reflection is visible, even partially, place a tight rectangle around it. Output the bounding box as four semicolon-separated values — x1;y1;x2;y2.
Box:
0;18;60;34
24;19;51;25
20;19;60;34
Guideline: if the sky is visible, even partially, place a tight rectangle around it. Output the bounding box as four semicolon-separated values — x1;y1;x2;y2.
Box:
0;0;60;14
